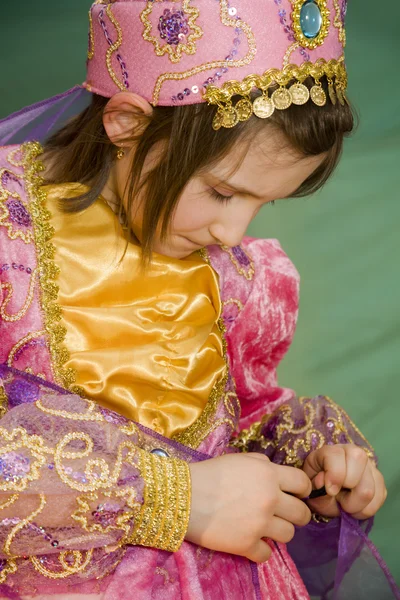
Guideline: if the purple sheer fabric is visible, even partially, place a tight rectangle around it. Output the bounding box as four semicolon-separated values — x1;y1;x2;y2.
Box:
0;365;399;599
288;513;400;599
0;87;91;145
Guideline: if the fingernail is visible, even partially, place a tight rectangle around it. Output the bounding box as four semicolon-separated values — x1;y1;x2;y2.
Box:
328;484;340;495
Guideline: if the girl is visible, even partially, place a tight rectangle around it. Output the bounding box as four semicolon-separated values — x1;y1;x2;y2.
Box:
0;0;398;598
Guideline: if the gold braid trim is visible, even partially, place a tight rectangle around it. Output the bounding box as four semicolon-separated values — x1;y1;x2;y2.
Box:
203;58;348;130
130;450;191;552
20;142;79;392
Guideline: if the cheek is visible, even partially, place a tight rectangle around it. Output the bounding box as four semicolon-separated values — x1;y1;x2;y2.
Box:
171;191;217;232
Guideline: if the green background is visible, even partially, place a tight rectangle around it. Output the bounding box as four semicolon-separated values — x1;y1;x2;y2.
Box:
1;0;399;582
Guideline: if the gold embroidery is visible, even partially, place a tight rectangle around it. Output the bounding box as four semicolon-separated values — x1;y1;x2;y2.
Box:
21;142;77;391
221;245;255;280
155;566;175;584
4;493;46;556
130;450;191;552
332;0;346;46
0;494;19;511
222;298;244;312
36;396;104;422
283;42;300;69
0;167;33;244
141;0;203;64
72;489;140;541
291;0;330;50
224;391;239;417
1;269;37;323
0;559;17;584
31;549;94;579
105;4;125;92
0;383;8;418
88;9;95;60
151;0;257;105
229;420;262;452
230;396;375;465
0;427;47;493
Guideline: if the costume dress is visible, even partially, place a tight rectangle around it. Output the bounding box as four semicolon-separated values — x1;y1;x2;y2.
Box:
0;143;398;600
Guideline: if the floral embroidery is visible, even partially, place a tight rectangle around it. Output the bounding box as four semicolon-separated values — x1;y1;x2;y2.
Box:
141;0;203;64
0;427;47;492
151;0;256;105
230;396;376;466
221;245;255;280
0;168;33;244
1;268;37;323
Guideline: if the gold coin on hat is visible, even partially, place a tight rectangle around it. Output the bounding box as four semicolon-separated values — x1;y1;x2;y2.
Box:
289;83;310;105
310;85;327;107
222;106;239;128
336;86;345;106
252;95;275;119
271;88;293;110
235;98;253;121
328;83;337;105
212;109;224;130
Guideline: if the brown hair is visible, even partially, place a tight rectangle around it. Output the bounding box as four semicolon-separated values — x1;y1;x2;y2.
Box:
43;76;355;260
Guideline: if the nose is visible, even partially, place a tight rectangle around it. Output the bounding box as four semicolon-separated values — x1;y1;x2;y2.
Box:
209;210;252;248
209;221;249;248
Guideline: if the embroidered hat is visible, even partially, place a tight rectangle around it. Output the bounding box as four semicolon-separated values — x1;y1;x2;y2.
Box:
85;0;347;129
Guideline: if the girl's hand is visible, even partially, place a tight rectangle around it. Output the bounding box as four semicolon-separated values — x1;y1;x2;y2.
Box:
186;453;312;563
303;444;387;519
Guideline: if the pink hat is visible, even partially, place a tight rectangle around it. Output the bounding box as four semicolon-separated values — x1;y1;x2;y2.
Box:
86;0;347;129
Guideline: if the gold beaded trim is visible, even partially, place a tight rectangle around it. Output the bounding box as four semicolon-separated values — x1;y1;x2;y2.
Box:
203;59;348;130
130;451;191;552
20;142;78;391
291;0;330;50
141;0;203;64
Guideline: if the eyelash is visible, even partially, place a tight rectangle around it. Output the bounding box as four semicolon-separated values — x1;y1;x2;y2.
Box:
209;188;234;204
209;188;276;207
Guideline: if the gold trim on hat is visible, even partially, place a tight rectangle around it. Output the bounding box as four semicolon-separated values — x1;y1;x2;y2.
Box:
202;58;347;130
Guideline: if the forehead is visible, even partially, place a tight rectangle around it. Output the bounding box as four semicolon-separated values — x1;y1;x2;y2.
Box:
208;128;323;198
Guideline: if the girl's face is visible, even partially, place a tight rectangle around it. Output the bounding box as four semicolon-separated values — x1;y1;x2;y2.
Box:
115;129;325;259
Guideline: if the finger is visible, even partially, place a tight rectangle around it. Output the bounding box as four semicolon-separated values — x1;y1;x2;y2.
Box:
352;467;388;520
264;516;295;544
274;464;312;498
275;491;311;526
337;461;375;515
247;539;272;563
303;446;347;496
342;445;369;489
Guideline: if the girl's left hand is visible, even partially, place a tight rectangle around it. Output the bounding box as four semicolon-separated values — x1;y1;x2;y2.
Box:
302;444;387;519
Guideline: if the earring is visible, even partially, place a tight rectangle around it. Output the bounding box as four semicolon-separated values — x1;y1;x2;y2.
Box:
116;147;125;160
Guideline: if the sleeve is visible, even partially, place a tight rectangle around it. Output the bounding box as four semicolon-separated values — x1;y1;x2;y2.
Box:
227;239;376;464
0;366;191;582
225;238;300;431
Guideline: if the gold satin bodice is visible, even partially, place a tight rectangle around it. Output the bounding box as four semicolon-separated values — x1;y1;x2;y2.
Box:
44;184;225;438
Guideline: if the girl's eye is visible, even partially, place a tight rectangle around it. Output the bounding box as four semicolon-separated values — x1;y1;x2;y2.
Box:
209;188;234;204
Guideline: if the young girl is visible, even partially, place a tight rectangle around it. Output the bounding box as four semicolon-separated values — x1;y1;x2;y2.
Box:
0;1;398;599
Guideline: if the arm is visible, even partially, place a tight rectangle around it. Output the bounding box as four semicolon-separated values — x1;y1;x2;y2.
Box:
0;366;191;581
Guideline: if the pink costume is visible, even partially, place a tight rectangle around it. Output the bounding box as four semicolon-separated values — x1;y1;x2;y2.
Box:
0;0;398;598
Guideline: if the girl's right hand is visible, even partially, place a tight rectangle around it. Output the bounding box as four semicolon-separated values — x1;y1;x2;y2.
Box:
185;453;312;563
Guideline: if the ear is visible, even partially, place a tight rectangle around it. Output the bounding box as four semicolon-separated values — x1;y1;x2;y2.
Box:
103;92;153;146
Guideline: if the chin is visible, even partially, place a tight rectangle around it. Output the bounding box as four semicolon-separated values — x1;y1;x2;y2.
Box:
152;243;194;260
